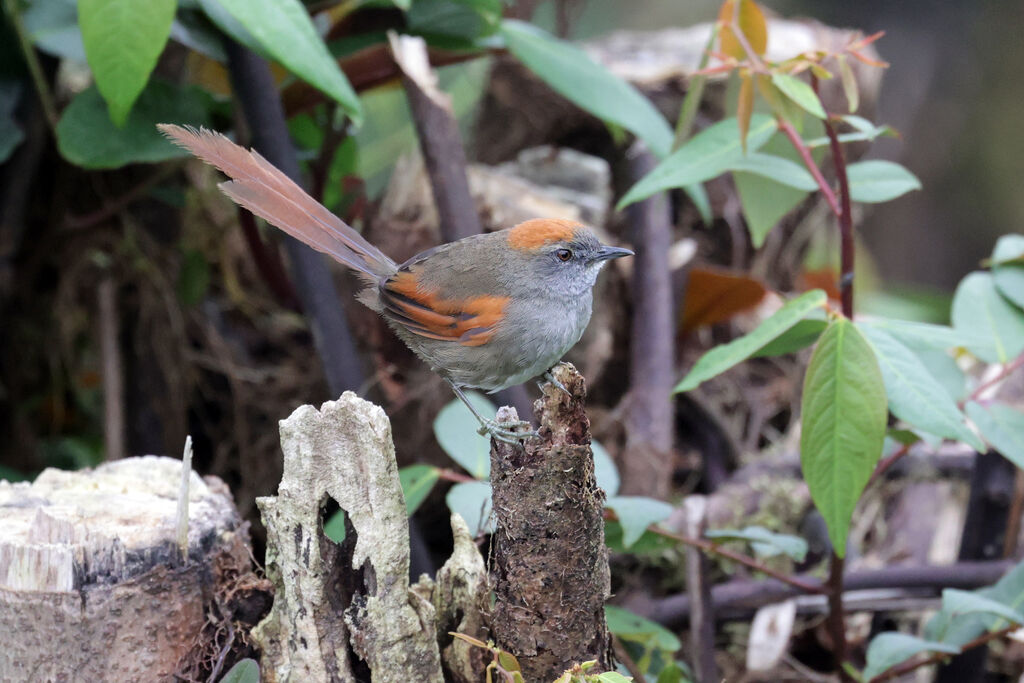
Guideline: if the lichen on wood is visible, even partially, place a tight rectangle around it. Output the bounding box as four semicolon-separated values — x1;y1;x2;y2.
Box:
489;362;613;679
252;392;444;682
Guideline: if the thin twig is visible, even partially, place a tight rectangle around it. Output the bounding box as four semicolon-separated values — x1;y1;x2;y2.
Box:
815;76;855;316
868;443;912;486
777;116;841;217
961;351;1024;407
98;277;125;461
868;624;1020;683
437;468;476;483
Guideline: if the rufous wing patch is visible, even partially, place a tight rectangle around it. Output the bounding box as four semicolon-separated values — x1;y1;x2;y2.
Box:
506;218;581;250
380;270;508;347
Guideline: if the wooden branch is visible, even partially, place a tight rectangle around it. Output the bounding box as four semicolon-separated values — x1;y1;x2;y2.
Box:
682;497;719;683
489;363;612;679
98;277;125;461
621;143;676;498
252;393;444;681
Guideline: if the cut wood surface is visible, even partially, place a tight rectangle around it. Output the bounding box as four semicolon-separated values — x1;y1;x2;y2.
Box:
0;455;254;682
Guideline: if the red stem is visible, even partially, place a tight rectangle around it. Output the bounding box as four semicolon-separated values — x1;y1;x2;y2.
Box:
777;116;841;218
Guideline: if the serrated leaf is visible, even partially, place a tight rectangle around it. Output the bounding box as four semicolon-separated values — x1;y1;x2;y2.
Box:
211;0;362;123
617;115;776;210
837;55;858;113
862;633;959;681
718;0;767;60
592;440;620;497
800;318;887;557
991;234;1024;309
859;325;985;451
952;272;1024;363
433;392;494;479
218;658;260;683
399;464;440;516
446;480;494;536
501;20;673;158
771;73;825;119
57;81;211;169
605;496;674;549
942;589;1024;624
675;290;827;392
846;160;922;203
605;604;682;652
79;0;177;126
966;402;1024;468
728;152;819;191
706;526;808;562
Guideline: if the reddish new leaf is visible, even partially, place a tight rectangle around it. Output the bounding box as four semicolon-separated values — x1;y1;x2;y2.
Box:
681;267;768;333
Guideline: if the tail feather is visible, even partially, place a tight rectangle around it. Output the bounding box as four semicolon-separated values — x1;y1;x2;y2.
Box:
158;124;396;279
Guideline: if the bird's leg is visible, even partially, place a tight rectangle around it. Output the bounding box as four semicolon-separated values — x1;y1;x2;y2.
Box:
446;380;538;444
539;365;570;395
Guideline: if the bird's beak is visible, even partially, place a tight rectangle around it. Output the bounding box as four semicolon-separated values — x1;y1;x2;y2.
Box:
593;245;634;262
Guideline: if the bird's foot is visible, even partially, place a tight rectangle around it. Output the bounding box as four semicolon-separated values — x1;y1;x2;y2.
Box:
540;366;570;396
477;417;539;444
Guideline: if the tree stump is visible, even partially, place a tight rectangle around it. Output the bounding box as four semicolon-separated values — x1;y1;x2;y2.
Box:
0;455;258;682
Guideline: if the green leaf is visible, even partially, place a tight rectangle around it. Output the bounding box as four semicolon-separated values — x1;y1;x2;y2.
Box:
858;325;984;451
604;604;682;652
845;160;922;203
445;480;494;536
592;440;620;497
915;349;967;402
605;496;674;548
675;290;827;392
79;0;177;126
218;658;260;683
57;80;212;169
966;402;1024;467
705;526;808;562
862;633;959;681
604;521;676;555
952;272;1024;363
752;317;827;357
800;318;887;557
433;392;494;479
926;559;1024;646
858;318;987;353
407;0;502;41
596;673;634;683
942;588;1024;624
728;152;818;191
323;509;346;543
23;0;87;62
212;0;362;124
771;73;825;119
617;114;777;210
399;464;440;516
991;234;1024;309
501;20;673;159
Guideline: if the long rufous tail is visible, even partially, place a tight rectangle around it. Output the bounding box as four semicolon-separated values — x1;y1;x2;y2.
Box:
158;124;396;280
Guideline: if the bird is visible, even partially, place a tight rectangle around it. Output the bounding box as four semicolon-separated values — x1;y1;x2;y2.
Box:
158;124;633;442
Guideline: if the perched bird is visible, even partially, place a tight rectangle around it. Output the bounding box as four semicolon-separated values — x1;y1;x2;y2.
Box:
159;124;632;442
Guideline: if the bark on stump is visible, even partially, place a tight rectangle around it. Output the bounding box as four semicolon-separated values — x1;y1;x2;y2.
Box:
490;362;613;679
0;456;255;682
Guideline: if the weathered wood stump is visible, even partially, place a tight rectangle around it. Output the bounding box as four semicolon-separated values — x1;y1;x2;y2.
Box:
0;456;258;682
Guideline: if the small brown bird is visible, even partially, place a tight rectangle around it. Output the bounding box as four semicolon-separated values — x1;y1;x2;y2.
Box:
159;124;632;441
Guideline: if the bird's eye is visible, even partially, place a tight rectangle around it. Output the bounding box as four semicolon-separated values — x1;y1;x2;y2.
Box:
556;248;573;262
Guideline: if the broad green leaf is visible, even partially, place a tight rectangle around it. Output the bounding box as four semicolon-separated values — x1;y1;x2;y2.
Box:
706;526;808;562
858;318;988;353
170;11;229;61
79;0;176;126
728;152;818;191
433;392;494;479
617;114;776;210
23;0;86;62
915;349;967;402
501;20;673;158
752;317;827;357
407;0;502;41
926;558;1024;646
991;234;1024;309
941;588;1024;624
197;0;262;54
399;464;440;515
592;440;620;497
966;402;1024;468
56;81;211;169
323;509;346;543
771;73;825;119
605;605;682;652
846;160;922;203
445;480;494;536
604;521;676;555
597;673;633;683
219;658;260;683
800;318;887;557
605;495;674;549
952;272;1024;363
675;290;827;392
862;633;959;681
858;325;984;451
213;0;362;123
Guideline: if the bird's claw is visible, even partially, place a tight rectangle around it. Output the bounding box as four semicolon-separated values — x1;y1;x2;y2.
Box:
477;418;539;444
540;367;570;396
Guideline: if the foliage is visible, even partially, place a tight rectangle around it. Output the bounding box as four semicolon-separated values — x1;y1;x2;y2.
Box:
218;658;260;683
